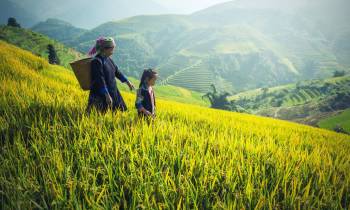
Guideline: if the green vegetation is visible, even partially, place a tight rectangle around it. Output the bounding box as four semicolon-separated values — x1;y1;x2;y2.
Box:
47;44;60;65
230;76;350;108
7;17;21;28
31;18;87;45
0;25;83;68
0;26;208;106
160;60;215;93
334;70;346;77
2;37;350;209
202;84;245;112
31;1;350;93
118;76;209;107
318;109;350;134
228;76;350;130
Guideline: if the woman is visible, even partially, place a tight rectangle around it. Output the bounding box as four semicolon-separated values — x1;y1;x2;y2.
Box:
86;37;135;114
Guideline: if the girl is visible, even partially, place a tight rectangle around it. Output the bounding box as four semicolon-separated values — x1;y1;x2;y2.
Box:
135;69;158;118
86;37;135;114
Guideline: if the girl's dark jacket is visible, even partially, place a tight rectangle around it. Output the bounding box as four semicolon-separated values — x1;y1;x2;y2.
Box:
135;83;156;116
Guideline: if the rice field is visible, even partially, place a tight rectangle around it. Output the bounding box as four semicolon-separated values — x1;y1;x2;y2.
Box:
162;60;214;93
1;41;350;209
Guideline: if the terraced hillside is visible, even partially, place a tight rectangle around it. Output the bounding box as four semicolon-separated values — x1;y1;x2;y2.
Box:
32;0;350;93
229;76;350;130
161;60;216;93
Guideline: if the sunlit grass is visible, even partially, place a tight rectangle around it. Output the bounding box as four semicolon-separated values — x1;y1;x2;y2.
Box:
1;41;350;209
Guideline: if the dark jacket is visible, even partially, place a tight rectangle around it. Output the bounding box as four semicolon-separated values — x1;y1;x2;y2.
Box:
135;84;156;115
87;54;128;113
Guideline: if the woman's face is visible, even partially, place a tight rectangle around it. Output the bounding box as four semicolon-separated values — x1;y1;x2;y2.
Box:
103;46;115;57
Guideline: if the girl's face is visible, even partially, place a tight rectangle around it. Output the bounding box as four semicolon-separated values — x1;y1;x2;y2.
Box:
147;76;157;86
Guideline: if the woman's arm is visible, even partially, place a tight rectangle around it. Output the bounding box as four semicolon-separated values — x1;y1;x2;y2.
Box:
115;65;128;83
110;58;135;90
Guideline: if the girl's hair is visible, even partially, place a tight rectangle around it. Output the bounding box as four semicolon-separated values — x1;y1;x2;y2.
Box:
139;68;158;88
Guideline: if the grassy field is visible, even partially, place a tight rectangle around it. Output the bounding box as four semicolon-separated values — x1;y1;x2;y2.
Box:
1;41;350;209
117;77;209;107
318;109;350;133
0;25;83;68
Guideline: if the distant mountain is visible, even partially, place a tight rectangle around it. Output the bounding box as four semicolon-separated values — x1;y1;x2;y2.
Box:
6;0;169;29
27;0;350;93
192;0;350;67
32;19;88;45
0;0;39;27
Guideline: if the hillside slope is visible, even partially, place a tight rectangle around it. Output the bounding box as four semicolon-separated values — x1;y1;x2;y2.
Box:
318;108;350;133
31;19;88;45
0;41;349;209
0;25;83;68
33;0;350;93
229;76;350;130
0;26;208;106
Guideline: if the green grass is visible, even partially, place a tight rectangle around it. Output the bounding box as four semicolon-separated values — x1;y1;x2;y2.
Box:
1;34;350;210
318;109;350;133
118;77;209;107
227;76;350;130
0;25;84;68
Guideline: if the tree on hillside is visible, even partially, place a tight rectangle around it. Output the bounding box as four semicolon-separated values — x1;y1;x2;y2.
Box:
7;17;21;28
202;84;232;110
271;98;283;107
333;124;349;135
333;70;345;77
47;44;60;65
261;87;269;96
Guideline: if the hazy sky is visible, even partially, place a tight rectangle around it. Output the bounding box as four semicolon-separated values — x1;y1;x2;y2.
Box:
153;0;229;14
